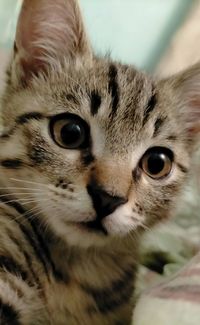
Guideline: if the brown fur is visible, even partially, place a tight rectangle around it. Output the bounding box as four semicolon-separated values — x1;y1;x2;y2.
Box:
0;0;199;324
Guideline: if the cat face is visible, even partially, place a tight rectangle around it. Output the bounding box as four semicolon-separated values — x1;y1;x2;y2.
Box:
0;0;199;248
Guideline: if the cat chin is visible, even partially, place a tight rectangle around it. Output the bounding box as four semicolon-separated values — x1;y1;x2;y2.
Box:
49;219;129;248
59;223;112;248
46;203;143;248
49;217;139;249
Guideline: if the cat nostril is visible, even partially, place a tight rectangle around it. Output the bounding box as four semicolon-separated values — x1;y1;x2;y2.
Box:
87;183;127;219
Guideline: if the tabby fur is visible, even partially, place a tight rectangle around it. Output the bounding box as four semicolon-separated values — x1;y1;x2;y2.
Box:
0;0;199;324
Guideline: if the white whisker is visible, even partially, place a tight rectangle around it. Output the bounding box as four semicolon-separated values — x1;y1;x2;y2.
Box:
0;187;44;192
0;192;45;198
10;200;51;224
22;204;46;216
0;198;48;206
10;178;50;189
0;205;40;224
21;199;49;206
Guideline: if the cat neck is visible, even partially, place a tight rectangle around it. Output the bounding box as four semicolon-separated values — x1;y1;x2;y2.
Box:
46;228;138;283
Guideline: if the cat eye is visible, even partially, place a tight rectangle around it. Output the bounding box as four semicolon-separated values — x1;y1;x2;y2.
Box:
50;114;90;149
140;147;173;180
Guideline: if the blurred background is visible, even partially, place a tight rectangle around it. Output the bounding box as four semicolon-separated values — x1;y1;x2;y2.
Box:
0;0;196;71
0;0;200;292
0;0;200;76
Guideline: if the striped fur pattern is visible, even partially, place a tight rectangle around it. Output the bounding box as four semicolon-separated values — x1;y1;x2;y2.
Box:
0;0;199;323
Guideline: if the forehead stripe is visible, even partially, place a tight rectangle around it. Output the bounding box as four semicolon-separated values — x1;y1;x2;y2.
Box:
143;89;157;125
108;64;120;117
153;117;166;137
65;93;79;105
90;90;102;116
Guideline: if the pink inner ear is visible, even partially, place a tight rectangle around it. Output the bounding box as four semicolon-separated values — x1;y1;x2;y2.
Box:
190;97;200;108
13;0;90;83
16;0;74;55
187;96;200;134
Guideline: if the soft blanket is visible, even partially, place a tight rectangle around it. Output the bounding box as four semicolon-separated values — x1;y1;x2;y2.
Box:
133;172;200;324
134;252;200;325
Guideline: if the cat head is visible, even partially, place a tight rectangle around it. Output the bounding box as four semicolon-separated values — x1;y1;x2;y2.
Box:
0;0;200;248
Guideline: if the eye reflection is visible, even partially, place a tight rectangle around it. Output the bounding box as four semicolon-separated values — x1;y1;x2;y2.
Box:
140;147;173;179
50;113;90;149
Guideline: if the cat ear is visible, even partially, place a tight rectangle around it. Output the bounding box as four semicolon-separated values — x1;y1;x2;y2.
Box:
10;0;92;86
167;63;200;136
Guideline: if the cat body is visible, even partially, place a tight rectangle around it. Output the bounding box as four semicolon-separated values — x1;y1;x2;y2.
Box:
0;58;140;325
0;205;135;324
0;0;200;324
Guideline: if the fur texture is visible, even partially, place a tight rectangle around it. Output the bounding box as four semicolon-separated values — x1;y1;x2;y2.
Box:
0;0;199;324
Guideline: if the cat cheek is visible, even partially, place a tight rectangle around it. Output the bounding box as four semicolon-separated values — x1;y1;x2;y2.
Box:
37;190;95;223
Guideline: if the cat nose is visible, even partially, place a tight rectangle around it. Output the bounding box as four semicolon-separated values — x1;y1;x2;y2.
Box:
87;183;127;219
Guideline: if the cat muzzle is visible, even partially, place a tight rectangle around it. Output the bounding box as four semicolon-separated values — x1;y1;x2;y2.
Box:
86;182;127;233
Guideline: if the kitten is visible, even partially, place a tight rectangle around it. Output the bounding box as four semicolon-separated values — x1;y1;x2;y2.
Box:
0;0;199;324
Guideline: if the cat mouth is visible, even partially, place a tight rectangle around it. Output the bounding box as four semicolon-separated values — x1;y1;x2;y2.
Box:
75;219;108;235
84;219;108;235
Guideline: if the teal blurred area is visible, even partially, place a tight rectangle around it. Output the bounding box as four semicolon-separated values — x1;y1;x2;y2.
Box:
0;0;21;49
0;0;194;71
80;0;193;71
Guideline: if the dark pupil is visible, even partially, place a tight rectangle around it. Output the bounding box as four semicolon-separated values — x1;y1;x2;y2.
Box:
147;153;165;175
61;122;82;147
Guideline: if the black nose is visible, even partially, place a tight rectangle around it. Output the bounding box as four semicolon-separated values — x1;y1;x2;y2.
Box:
87;183;127;219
